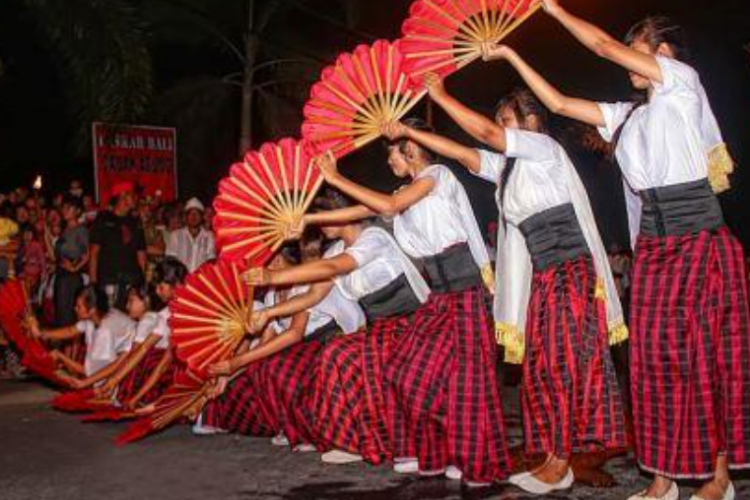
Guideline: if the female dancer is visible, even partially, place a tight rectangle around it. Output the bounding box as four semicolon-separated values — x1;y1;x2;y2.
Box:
410;74;628;494
295;121;511;485
246;189;430;468
487;2;750;499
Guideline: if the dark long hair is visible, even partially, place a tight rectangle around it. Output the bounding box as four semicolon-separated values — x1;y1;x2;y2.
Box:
625;16;690;62
494;88;550;134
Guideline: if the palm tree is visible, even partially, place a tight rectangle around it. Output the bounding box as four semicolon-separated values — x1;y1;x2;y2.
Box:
20;0;154;151
145;0;373;156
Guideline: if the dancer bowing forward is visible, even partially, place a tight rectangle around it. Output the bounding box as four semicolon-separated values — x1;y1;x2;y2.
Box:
487;2;750;499
409;73;628;494
246;190;430;467
297;122;512;486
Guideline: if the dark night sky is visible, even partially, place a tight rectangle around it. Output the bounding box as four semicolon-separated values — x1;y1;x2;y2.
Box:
1;0;749;247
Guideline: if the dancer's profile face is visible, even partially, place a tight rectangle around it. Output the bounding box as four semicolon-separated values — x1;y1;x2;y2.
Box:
156;282;175;304
496;107;521;130
387;145;410;178
320;225;341;240
74;296;94;321
126;292;147;320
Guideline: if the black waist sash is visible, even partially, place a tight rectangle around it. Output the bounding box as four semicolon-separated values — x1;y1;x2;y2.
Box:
359;274;421;321
422;243;482;294
639;179;724;237
519;203;589;271
304;320;341;344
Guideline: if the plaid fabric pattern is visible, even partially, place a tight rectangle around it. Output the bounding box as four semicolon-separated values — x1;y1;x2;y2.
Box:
203;362;276;436
117;348;175;405
631;227;750;478
300;315;412;465
387;286;512;482
523;255;627;459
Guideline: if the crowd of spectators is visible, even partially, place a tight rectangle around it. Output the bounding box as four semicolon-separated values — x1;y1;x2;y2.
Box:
0;180;215;378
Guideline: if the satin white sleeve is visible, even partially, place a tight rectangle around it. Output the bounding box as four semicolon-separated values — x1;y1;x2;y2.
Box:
596;101;634;143
504;129;557;163
345;230;385;269
475;149;505;184
652;55;700;95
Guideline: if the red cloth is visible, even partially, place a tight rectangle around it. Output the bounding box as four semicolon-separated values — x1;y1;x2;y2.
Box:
117;348;175;405
387;286;512;482
523;255;627;459
631;227;750;478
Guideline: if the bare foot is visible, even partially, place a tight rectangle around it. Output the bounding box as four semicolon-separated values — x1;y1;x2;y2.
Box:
693;477;731;500
532;455;569;484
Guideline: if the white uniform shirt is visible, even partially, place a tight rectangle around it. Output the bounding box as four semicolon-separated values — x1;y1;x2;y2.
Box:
166;227;216;272
133;311;160;344
338;227;410;300
77;309;136;376
597;56;723;191
393;165;472;257
152;307;172;349
476;129;572;225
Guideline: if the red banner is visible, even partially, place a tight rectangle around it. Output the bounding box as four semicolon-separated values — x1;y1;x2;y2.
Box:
92;123;178;205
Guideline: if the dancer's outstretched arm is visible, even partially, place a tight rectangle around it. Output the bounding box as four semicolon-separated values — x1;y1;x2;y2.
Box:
424;74;508;152
316;152;434;218
245;253;358;288
382;121;481;174
481;44;605;127
541;0;662;83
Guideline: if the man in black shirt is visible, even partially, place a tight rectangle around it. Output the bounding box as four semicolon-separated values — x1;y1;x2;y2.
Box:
89;182;146;309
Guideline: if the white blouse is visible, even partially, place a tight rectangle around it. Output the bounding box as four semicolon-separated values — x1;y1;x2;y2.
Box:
393;165;490;273
77;309;136;376
476;129;572;225
133;311;160;345
597;56;723;191
152;307;172;350
338;226;429;302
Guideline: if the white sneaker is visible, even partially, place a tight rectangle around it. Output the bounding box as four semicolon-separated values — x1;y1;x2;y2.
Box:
271;432;289;447
393;459;419;474
191;422;226;436
627;482;679;500
321;450;363;464
513;468;574;495
445;465;462;481
191;414;226;436
508;471;532;485
689;482;735;500
293;443;316;453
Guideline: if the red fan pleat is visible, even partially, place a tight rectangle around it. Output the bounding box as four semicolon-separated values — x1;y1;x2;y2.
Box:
401;0;541;79
115;370;209;446
52;389;99;413
302;40;426;158
214;138;322;264
169;260;253;375
81;409;135;423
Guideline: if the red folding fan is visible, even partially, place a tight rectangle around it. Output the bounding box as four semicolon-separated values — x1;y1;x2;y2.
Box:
0;280;64;385
169;260;254;375
116;369;209;445
214;138;322;264
302;39;427;158
401;0;542;79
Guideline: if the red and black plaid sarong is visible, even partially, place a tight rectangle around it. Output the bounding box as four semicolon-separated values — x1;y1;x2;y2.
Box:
387;286;512;483
203;361;275;435
298;315;412;465
117;348;175;405
202;339;326;437
631;227;750;478
523;255;627;458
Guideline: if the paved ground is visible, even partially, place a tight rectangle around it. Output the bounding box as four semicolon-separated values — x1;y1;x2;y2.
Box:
1;379;748;500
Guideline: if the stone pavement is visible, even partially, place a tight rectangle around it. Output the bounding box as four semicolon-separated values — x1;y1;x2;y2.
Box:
1;380;748;500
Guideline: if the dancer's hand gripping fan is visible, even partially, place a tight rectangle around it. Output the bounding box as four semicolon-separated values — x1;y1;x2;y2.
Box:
169;260;254;376
302;40;426;158
401;0;542;79
214;138;322;264
115;369;210;445
0;279;65;385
